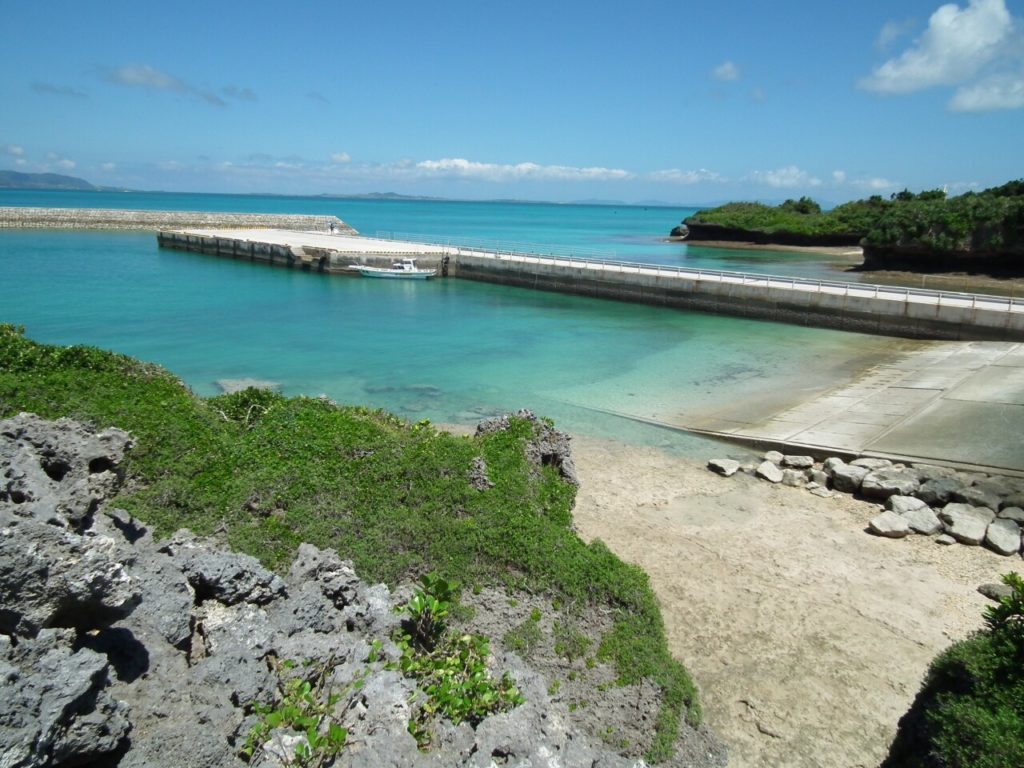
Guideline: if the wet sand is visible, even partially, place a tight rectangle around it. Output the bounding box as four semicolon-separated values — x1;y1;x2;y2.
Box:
570;435;1012;768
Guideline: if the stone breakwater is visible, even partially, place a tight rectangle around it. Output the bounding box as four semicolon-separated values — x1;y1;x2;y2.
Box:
0;206;355;233
708;452;1024;558
0;413;725;768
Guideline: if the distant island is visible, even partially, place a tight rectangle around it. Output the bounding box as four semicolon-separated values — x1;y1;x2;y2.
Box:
677;180;1024;275
0;170;96;191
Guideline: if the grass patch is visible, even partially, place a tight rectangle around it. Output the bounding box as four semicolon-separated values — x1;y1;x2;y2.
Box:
0;324;701;762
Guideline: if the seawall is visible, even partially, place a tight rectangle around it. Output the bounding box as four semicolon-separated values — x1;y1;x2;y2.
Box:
454;252;1024;342
0;207;355;233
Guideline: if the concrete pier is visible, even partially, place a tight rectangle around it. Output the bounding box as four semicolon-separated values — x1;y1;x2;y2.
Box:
155;228;1024;342
157;229;454;273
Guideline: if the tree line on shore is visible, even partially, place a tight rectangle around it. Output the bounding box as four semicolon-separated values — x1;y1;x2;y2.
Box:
682;180;1024;265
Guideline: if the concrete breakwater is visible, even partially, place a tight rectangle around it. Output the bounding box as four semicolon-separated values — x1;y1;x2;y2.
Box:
454;251;1024;342
0;206;354;233
157;228;453;273
155;228;1024;342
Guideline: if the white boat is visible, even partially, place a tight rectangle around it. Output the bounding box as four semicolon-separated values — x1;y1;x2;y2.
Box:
349;258;436;280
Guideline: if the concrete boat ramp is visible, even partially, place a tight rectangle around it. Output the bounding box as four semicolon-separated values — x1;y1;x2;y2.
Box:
683;341;1024;473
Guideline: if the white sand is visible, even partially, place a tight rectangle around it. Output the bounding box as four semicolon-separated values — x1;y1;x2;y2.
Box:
569;435;1014;768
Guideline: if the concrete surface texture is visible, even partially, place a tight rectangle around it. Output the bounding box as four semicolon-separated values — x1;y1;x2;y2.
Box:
689;341;1024;473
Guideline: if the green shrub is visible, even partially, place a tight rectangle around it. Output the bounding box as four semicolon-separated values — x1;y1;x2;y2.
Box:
883;572;1024;768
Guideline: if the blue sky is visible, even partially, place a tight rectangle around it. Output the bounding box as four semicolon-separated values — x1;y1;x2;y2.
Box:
1;0;1022;203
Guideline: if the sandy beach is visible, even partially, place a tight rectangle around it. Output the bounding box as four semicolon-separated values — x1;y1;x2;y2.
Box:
570;435;1013;768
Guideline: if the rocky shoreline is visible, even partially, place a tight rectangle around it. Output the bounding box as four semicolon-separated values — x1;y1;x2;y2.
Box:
0;207;354;233
0;412;726;768
709;452;1023;558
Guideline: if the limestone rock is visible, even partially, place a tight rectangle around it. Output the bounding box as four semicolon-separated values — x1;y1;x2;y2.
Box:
763;450;784;465
917;477;961;506
985;518;1022;556
886;495;927;514
861;467;921;500
707;458;741;477
936;533;956;545
939;503;996;545
822;457;846;475
902;506;943;536
831;463;869;493
809;469;829;487
782;455;814;469
869;510;910;538
755;460;784;483
782;469;808;487
998;506;1024;524
162;531;286;606
1000;493;1024;511
476;409;578;487
0;628;130;767
951;486;1001;513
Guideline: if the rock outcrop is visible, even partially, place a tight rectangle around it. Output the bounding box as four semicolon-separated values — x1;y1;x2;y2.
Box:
708;449;1024;559
2;413;721;767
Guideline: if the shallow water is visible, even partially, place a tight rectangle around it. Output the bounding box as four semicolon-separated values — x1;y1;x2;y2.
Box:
0;194;900;455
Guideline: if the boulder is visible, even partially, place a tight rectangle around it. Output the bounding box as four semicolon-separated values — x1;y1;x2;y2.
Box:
869;510;910;538
984;518;1022;556
809;469;829;487
951;486;1001;512
782;455;814;469
998;506;1024;524
902;506;943;536
978;582;1014;602
822;457;846;475
707;458;741;477
939;503;996;545
755;461;784;484
916;477;961;506
936;534;957;545
782;469;808;487
831;463;869;493
861;467;920;500
886;495;927;514
1000;493;1024;511
763;450;784;465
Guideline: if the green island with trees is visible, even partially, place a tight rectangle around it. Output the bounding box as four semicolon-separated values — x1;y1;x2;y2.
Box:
679;180;1024;274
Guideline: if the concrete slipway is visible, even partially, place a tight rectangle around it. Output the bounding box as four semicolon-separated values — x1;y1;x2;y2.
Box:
685;341;1024;473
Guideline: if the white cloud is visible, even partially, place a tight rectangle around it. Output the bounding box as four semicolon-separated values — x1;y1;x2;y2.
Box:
413;158;633;182
859;0;1020;107
712;61;740;81
56;159;76;170
330;152;351;164
3;144;24;157
748;165;822;188
158;160;183;171
876;18;918;49
648;168;724;184
101;162;116;171
106;64;188;92
750;87;767;102
832;170;847;184
854;177;899;191
950;71;1024;109
104;64;232;107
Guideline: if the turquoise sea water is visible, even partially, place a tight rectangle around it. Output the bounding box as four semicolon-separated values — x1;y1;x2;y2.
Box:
0;192;895;454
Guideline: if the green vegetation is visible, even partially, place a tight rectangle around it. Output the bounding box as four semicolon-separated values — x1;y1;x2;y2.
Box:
883;572;1024;768
393;575;524;747
684;180;1024;264
0;324;699;763
242;657;351;766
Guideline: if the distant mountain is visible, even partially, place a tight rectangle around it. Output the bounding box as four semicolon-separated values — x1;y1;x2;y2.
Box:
0;170;96;191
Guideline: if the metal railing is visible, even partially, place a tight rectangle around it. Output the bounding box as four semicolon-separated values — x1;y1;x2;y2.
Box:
371;233;1024;314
